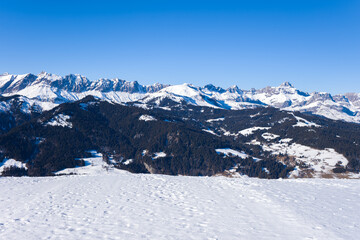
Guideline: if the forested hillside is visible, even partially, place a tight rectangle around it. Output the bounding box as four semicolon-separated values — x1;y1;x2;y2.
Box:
0;96;359;178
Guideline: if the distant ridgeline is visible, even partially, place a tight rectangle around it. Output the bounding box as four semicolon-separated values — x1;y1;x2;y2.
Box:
0;72;360;178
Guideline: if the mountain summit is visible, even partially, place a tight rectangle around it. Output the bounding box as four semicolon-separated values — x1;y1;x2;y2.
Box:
279;81;294;88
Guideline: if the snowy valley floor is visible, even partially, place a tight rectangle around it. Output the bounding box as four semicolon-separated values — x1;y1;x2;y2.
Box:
1;170;360;240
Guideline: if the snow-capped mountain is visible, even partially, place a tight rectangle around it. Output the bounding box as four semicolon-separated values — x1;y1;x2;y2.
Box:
1;72;359;123
0;72;169;110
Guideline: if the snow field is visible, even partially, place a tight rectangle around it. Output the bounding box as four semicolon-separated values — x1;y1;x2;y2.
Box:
139;114;157;121
45;114;73;128
152;152;167;160
215;148;249;159
238;127;271;136
1;172;359;239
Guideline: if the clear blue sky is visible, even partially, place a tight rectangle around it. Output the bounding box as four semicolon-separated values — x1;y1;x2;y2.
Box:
1;0;359;94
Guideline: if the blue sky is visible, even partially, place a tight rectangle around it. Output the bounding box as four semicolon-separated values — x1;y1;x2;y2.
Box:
0;0;359;94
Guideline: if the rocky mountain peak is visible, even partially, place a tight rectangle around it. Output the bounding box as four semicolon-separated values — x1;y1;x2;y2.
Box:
227;85;242;94
279;81;294;88
203;84;226;93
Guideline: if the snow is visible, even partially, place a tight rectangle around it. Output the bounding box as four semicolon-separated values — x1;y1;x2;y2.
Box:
216;148;261;162
152;152;167;160
0;158;27;174
143;84;227;109
202;129;220;136
289;167;300;178
291;113;321;128
159;106;171;111
250;112;261;118
216;148;249;159
139;114;157;122
55;151;111;175
142;149;149;156
0;96;40;114
280;138;293;143
122;159;133;165
133;103;151;110
0;73;13;89
37;71;62;81
238;126;271;136
262;132;280;140
46;114;73;128
0;101;11;112
215;148;249;159
16;84;58;100
221;126;271;138
250;139;350;176
206;117;225;122
0;173;360;239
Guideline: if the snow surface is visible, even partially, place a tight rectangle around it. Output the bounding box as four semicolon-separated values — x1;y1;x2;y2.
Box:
221;126;271;137
145;84;224;109
206;117;225;122
291;113;321;128
0;101;12;112
46;114;73;128
216;148;249;159
139;115;157;122
122;159;133;165
216;148;261;162
152;152;167;160
1;172;360;239
202;129;220;136
238;126;271;136
262;132;280;140
55;151;110;175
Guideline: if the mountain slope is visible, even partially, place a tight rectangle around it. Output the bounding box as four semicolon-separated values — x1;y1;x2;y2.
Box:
1;97;359;178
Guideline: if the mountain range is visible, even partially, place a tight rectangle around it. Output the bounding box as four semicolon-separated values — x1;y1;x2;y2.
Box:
1;72;360;123
0;72;360;178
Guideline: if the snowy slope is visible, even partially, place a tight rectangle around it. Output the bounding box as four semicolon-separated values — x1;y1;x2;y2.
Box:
0;158;27;174
55;151;111;175
248;138;351;178
141;83;233;109
0;172;359;239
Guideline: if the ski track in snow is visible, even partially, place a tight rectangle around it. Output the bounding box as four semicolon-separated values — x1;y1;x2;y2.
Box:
0;172;359;239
